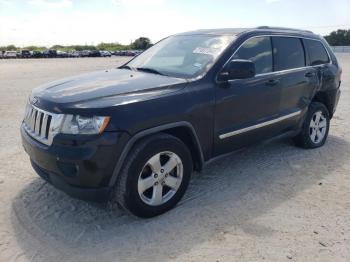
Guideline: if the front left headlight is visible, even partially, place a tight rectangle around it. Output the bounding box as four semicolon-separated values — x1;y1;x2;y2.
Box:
61;115;110;135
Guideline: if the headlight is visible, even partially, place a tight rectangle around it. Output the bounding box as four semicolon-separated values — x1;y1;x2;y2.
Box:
61;115;110;135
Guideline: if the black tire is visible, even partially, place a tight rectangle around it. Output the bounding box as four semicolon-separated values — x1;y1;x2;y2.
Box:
293;102;330;149
111;133;193;218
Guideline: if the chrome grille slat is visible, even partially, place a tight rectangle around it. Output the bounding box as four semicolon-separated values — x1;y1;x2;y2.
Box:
35;111;41;135
30;109;36;130
22;104;63;146
41;114;48;138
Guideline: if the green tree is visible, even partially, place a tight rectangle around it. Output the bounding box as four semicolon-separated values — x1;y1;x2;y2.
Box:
70;45;97;51
325;29;350;46
96;42;125;51
23;45;46;51
0;36;153;52
1;45;18;51
130;37;152;50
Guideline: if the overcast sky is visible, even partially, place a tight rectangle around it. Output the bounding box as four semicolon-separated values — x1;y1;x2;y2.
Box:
0;0;349;47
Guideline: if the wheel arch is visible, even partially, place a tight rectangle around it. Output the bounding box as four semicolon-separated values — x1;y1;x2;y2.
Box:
311;91;333;118
108;122;205;187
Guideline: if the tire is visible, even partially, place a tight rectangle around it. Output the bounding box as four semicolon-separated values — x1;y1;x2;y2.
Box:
293;102;330;149
111;133;193;218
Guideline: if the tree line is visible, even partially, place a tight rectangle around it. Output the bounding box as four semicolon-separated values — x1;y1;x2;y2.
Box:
0;37;152;52
324;29;350;46
1;30;350;52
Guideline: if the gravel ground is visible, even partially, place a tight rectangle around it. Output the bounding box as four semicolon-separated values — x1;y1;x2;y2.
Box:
0;55;349;262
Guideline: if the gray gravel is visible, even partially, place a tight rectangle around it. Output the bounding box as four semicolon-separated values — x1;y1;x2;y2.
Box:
0;55;349;262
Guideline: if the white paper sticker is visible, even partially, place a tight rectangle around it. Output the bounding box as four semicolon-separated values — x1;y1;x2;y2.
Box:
193;47;219;56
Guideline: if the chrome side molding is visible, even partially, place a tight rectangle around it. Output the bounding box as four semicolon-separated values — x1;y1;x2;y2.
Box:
219;110;302;139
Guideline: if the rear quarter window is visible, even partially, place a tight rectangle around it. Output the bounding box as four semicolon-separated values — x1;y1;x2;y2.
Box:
304;39;330;66
272;37;305;71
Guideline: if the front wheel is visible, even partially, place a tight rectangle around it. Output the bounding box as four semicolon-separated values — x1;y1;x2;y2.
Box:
111;133;193;218
293;102;330;149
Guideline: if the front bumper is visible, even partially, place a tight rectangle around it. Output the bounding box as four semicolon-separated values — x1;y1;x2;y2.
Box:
21;124;128;202
31;159;110;201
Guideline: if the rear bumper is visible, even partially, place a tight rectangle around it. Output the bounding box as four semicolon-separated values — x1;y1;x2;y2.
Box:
326;88;341;118
333;88;341;115
21;124;128;202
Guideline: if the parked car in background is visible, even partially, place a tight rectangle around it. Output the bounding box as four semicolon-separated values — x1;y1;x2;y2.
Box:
21;50;31;58
124;50;134;56
89;50;101;57
123;50;143;56
134;50;143;56
32;51;43;58
3;51;17;58
57;50;68;58
68;51;80;58
100;50;112;57
80;50;91;57
43;49;57;58
114;50;128;56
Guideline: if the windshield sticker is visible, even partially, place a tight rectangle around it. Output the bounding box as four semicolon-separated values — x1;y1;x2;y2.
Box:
193;47;220;56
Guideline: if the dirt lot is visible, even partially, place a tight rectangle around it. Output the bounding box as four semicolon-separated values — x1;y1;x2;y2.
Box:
0;55;349;262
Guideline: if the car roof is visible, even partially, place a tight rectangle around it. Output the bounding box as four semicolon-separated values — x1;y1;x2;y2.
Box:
177;28;250;36
177;26;320;39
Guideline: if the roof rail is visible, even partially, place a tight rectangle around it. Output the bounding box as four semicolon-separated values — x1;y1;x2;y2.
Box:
256;26;313;34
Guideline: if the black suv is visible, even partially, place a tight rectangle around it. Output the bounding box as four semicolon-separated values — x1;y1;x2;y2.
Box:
21;27;341;217
42;49;57;58
21;50;31;58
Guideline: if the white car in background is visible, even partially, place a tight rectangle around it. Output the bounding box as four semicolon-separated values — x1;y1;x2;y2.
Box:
69;51;80;58
100;50;112;57
4;51;17;58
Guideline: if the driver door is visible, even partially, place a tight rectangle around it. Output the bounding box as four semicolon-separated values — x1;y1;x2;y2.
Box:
213;36;282;155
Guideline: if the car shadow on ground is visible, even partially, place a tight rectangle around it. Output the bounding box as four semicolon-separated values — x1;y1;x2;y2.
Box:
11;135;350;261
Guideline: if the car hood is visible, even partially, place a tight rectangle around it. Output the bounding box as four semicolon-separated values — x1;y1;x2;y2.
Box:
31;68;187;111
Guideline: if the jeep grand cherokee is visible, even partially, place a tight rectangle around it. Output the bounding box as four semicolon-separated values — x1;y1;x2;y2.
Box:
21;27;341;217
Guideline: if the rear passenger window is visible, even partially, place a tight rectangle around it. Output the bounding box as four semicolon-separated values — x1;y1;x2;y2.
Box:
272;37;305;71
304;39;330;66
233;36;272;74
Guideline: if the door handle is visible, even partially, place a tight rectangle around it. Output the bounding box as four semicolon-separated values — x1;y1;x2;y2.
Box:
265;79;280;86
305;71;315;78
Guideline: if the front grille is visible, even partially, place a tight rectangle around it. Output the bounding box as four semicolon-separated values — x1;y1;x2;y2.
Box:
23;104;59;145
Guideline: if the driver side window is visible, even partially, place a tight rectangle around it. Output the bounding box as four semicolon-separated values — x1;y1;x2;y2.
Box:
233;36;273;75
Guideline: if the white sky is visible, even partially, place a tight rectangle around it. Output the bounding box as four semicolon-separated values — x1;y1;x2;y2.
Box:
0;0;349;47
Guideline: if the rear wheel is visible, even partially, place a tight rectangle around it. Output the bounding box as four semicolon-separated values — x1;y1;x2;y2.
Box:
293;102;330;149
112;133;193;218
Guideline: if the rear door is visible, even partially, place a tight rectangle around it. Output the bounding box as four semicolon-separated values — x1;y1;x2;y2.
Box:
303;38;335;95
271;36;316;129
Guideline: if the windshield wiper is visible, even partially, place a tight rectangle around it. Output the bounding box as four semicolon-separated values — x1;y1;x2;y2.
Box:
119;65;134;70
136;67;166;76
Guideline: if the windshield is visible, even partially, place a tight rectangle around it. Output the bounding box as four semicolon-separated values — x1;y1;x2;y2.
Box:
125;34;234;78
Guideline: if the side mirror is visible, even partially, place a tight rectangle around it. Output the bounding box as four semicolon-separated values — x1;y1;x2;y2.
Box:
219;59;256;81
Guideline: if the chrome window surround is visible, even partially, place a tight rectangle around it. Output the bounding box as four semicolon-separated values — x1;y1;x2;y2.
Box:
219;110;302;139
217;34;332;82
23;103;64;146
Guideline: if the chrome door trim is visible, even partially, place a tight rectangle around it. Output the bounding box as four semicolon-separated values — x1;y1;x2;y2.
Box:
219;110;302;139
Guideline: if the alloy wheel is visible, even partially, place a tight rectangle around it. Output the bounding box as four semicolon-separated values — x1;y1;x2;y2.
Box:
309;110;327;144
137;151;183;206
